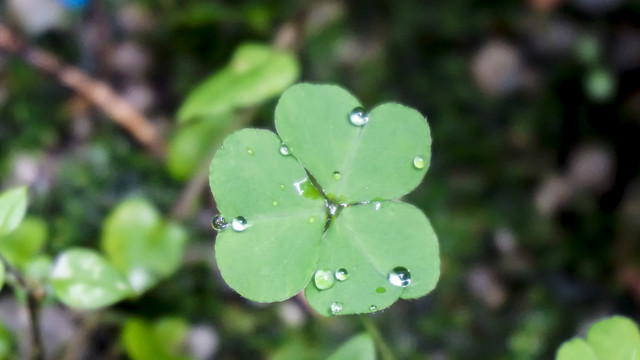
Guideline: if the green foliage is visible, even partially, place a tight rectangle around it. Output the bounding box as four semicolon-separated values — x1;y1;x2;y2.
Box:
122;317;191;360
0;261;4;292
556;316;640;360
327;333;375;360
0;216;47;269
0;322;15;359
0;186;28;237
50;248;134;309
177;43;299;124
209;83;439;315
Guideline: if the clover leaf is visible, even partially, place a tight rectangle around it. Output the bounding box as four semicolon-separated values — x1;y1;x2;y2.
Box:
557;316;640;360
209;83;440;315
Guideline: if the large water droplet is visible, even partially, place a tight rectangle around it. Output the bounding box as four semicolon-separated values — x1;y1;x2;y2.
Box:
247;147;255;156
279;145;290;156
314;270;335;290
413;156;426;169
211;214;228;231
348;107;369;126
388;267;411;287
330;302;343;316
335;268;349;281
369;305;377;312
332;171;342;181
231;216;248;232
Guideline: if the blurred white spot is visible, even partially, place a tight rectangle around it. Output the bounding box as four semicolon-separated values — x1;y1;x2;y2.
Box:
51;254;72;279
467;265;506;309
8;0;64;35
471;40;524;97
128;267;150;293
567;143;614;193
535;175;574;216
277;300;306;328
186;325;220;360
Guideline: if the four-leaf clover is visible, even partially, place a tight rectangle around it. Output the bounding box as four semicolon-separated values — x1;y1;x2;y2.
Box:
209;83;440;315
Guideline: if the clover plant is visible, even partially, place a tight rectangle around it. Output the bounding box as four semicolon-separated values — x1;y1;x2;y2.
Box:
556;316;640;360
209;83;440;315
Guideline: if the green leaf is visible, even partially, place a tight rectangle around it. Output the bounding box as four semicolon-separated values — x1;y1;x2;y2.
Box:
327;333;376;360
167;113;235;180
557;338;597;360
23;255;52;282
0;321;14;359
275;83;431;204
154;317;189;354
101;198;188;294
586;316;640;360
210;129;327;302
122;318;191;360
305;201;439;315
178;43;299;124
0;186;28;237
0;261;5;292
50;248;134;309
0;216;47;269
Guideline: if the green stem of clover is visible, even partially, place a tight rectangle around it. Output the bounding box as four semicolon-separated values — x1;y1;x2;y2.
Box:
0;253;44;360
359;315;397;360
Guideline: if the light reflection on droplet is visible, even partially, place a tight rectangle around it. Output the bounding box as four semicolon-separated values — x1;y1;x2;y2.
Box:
231;216;248;232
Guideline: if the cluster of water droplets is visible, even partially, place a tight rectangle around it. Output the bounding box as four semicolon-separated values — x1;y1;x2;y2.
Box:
314;267;349;291
211;215;249;233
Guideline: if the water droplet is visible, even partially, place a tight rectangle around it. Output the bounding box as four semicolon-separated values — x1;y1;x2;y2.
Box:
231;216;248;232
413;156;426;169
308;216;316;224
272;201;279;207
293;179;321;199
335;268;349;281
332;171;342;181
279;144;290;156
220;145;225;150
388;267;411;287
279;184;285;191
247;147;255;156
328;203;338;216
376;287;386;293
369;305;377;312
330;302;343;316
374;202;381;211
211;214;228;231
314;270;335;290
348;107;369;126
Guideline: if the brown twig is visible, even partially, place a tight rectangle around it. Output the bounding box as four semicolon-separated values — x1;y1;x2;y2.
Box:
0;254;44;360
0;24;166;157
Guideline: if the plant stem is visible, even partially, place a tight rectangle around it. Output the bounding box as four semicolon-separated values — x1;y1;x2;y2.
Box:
0;253;44;360
359;315;397;360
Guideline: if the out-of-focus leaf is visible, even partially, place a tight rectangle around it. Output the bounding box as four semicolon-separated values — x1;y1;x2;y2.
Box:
155;317;189;354
0;187;28;237
0;321;14;359
0;261;5;292
122;318;192;360
586;316;640;360
24;255;53;282
178;43;299;124
327;333;376;360
50;248;134;309
557;338;597;360
0;216;47;269
101;198;188;294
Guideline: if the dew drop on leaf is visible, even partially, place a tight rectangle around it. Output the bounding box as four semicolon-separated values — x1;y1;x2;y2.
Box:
335;268;349;281
388;266;411;287
247;147;255;156
348;107;369;126
369;305;377;311
376;287;386;293
279;184;285;191
272;200;279;207
279;144;290;155
211;214;228;231
374;202;381;211
330;302;343;315
332;171;342;181
308;216;316;224
328;203;338;216
413;156;426;169
231;216;248;232
314;269;335;290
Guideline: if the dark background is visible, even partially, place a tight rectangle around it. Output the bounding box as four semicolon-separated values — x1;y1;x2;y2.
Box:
1;0;640;358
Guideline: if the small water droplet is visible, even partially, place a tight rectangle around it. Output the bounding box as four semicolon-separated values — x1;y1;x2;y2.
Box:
247;147;255;156
279;144;290;155
314;270;335;290
348;107;369;126
231;216;248;232
220;145;225;150
211;214;228;231
332;171;342;181
330;302;343;316
376;287;386;293
272;200;279;207
335;268;349;281
369;305;377;311
328;203;338;216
279;184;285;191
374;202;381;211
413;156;426;169
308;216;316;224
388;267;411;287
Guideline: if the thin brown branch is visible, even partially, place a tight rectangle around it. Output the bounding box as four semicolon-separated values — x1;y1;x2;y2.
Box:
0;24;166;157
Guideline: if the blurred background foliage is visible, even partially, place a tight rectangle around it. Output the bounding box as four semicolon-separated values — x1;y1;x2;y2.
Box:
1;0;640;359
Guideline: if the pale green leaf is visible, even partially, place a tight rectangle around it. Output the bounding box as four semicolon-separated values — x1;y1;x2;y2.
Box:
0;186;28;237
327;333;376;360
586;316;640;360
154;317;189;354
122;318;190;360
210;129;327;302
101;198;188;294
275;83;431;204
51;248;134;309
0;216;47;269
305;202;439;315
178;43;299;124
0;261;5;292
556;338;597;360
